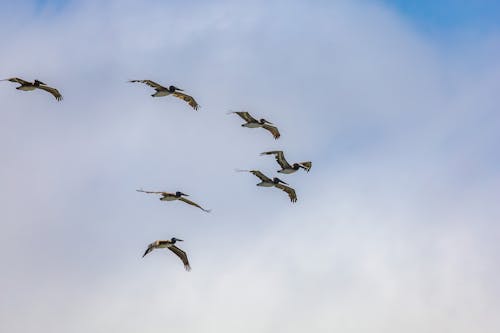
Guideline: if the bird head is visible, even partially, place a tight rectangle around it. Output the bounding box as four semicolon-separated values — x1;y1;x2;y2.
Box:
169;85;183;92
171;237;184;243
175;191;189;197
260;118;273;125
34;80;46;86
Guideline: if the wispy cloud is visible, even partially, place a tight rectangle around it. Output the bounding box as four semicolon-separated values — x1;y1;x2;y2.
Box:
1;1;499;332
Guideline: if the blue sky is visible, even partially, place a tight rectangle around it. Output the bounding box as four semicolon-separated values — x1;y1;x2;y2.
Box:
1;1;499;332
384;0;500;30
34;0;500;32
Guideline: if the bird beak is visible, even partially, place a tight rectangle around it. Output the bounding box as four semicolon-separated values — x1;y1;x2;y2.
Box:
181;192;189;196
177;239;184;242
264;119;274;125
174;86;183;91
278;178;288;185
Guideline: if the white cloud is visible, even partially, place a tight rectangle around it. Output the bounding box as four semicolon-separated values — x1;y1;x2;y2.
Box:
0;1;499;332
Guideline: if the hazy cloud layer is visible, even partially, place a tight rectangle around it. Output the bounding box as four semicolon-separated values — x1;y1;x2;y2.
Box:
1;1;499;332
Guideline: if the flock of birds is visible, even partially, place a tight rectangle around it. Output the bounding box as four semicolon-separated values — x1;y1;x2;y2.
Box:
2;76;312;271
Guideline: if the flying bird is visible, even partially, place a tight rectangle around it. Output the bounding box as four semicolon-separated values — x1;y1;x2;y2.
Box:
142;237;191;271
129;79;199;110
261;151;312;174
136;189;211;212
229;111;280;139
238;170;297;202
2;77;62;101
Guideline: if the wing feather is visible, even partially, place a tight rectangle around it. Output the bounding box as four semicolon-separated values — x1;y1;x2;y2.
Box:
275;183;298;202
37;85;63;101
178;197;211;212
172;91;199;110
232;111;257;123
129;79;166;90
250;170;272;183
261;150;290;168
262;124;281;139
3;77;31;85
168;246;191;271
136;189;170;195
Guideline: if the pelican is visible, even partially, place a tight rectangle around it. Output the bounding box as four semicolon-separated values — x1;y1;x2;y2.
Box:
2;77;62;101
238;170;297;202
136;189;211;212
142;237;191;271
229;111;280;139
261;151;312;174
129;79;199;110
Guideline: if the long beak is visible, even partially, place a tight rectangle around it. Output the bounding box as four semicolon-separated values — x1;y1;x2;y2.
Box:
181;193;189;197
277;178;288;185
176;239;184;242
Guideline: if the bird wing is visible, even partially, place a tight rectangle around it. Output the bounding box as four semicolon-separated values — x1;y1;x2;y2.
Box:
299;161;312;172
250;170;272;183
37;85;63;101
129;79;166;90
142;244;154;257
168;245;191;271
232;111;257;123
275;183;297;202
262;124;281;139
178;196;211;212
2;77;31;85
136;189;170;195
261;151;291;168
172;91;199;110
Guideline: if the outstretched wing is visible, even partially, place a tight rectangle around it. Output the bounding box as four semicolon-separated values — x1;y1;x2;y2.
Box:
2;77;31;85
168;245;191;271
275;183;297;202
37;85;63;101
262;124;280;139
129;79;166;91
299;161;312;172
172;91;199;110
231;111;258;123
261;150;290;169
136;189;170;195
142;244;154;257
178;197;210;212
250;170;272;183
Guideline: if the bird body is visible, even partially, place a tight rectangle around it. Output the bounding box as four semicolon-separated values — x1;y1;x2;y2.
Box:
242;122;262;128
229;111;280;139
136;189;211;212
152;90;172;97
238;170;297;202
2;77;63;101
261;151;312;174
143;237;191;271
129;79;199;110
17;85;37;91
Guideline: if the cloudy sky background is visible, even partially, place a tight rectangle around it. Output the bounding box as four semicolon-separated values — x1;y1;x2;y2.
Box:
1;0;499;332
